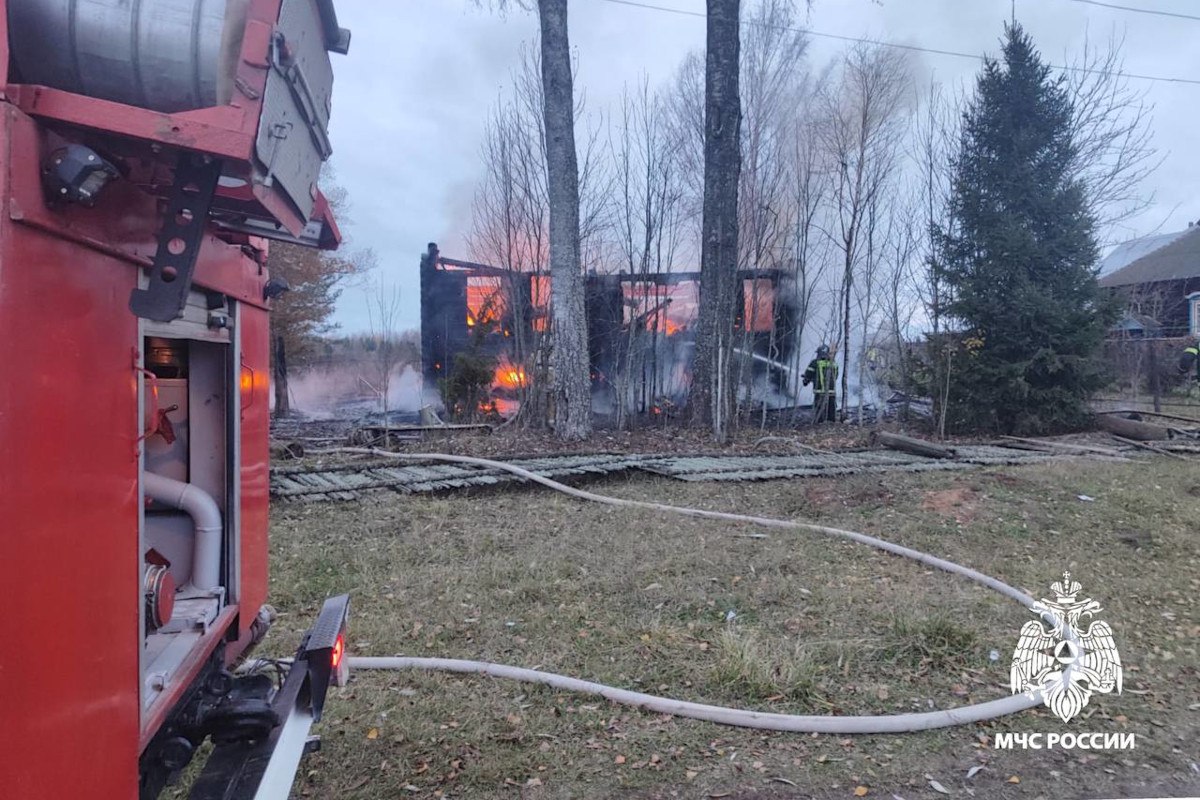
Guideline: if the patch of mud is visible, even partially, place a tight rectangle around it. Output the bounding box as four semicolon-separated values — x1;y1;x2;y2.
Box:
921;487;981;524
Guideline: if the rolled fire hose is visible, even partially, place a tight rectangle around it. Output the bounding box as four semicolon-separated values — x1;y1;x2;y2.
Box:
335;448;1073;734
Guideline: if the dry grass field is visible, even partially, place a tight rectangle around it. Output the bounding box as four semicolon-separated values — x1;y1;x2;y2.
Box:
262;456;1199;799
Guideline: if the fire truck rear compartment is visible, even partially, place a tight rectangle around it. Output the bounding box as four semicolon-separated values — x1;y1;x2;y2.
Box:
140;298;238;715
1;0;351;793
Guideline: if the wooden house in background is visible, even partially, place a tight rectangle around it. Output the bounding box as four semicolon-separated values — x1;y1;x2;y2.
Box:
1099;225;1200;338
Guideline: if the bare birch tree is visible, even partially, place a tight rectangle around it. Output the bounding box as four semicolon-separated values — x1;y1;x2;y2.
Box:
739;0;808;278
467;40;606;431
818;43;910;414
664;51;707;231
1065;31;1160;238
877;195;921;420
910;80;957;337
468;54;550;423
852;186;884;423
783;107;833;413
365;280;404;446
608;79;685;426
474;0;591;440
735;0;809;414
909;79;960;436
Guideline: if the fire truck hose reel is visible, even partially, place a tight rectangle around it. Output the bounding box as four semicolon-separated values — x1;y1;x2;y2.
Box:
334;449;1075;735
143;471;223;592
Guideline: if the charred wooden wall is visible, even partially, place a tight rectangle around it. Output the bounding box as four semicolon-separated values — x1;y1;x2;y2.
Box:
419;244;469;383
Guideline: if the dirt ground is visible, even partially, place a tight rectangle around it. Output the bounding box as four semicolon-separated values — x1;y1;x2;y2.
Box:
265;454;1200;800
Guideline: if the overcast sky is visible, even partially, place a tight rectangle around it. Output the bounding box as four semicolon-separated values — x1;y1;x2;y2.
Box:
324;0;1200;332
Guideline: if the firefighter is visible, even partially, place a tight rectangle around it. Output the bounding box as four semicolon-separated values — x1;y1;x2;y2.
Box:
1181;337;1200;383
803;344;838;423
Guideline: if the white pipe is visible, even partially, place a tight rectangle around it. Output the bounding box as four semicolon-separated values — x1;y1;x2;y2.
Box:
331;449;1073;734
144;471;222;592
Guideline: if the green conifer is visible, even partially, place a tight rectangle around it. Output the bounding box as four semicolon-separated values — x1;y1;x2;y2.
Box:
938;24;1114;434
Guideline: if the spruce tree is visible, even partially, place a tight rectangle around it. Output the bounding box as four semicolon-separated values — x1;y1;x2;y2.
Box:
938;24;1113;434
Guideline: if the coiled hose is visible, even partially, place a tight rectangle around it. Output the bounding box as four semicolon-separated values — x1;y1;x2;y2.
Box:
335;449;1069;734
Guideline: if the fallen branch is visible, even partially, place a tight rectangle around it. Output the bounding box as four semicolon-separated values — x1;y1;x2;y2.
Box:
990;438;1046;452
999;436;1124;458
1158;443;1200;454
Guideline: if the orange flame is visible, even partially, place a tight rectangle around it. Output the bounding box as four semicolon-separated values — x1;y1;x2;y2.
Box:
467;278;507;331
493;360;528;390
742;279;775;332
626;283;694;336
488;397;520;416
650;316;683;336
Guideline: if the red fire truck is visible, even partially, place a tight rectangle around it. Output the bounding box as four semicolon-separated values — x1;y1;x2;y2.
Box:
0;1;351;797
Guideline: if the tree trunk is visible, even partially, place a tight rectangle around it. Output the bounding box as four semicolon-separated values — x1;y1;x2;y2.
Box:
273;335;290;418
1095;414;1170;442
539;0;592;441
871;430;957;459
690;0;742;440
1148;340;1162;413
841;257;851;417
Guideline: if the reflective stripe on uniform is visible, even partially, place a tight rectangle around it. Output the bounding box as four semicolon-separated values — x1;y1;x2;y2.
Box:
815;359;836;394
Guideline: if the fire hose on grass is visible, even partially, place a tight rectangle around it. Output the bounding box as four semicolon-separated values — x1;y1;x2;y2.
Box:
332;448;1073;734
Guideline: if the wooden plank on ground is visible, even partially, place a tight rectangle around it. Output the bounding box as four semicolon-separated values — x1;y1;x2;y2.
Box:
999;436;1125;458
1108;435;1190;461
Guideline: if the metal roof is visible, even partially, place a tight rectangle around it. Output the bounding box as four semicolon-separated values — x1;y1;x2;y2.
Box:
1114;313;1162;333
1099;227;1200;288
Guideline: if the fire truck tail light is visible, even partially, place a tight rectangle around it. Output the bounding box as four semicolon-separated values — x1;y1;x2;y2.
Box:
303;593;351;722
332;632;345;669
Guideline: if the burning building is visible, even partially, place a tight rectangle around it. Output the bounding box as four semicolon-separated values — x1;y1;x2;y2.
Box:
419;243;797;417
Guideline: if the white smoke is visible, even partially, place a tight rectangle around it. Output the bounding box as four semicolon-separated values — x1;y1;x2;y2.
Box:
276;364;435;419
385;366;429;412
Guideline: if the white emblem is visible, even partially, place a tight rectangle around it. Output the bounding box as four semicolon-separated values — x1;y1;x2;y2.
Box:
1010;572;1122;723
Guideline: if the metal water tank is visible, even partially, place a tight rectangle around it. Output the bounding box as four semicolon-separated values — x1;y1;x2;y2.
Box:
7;0;248;113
